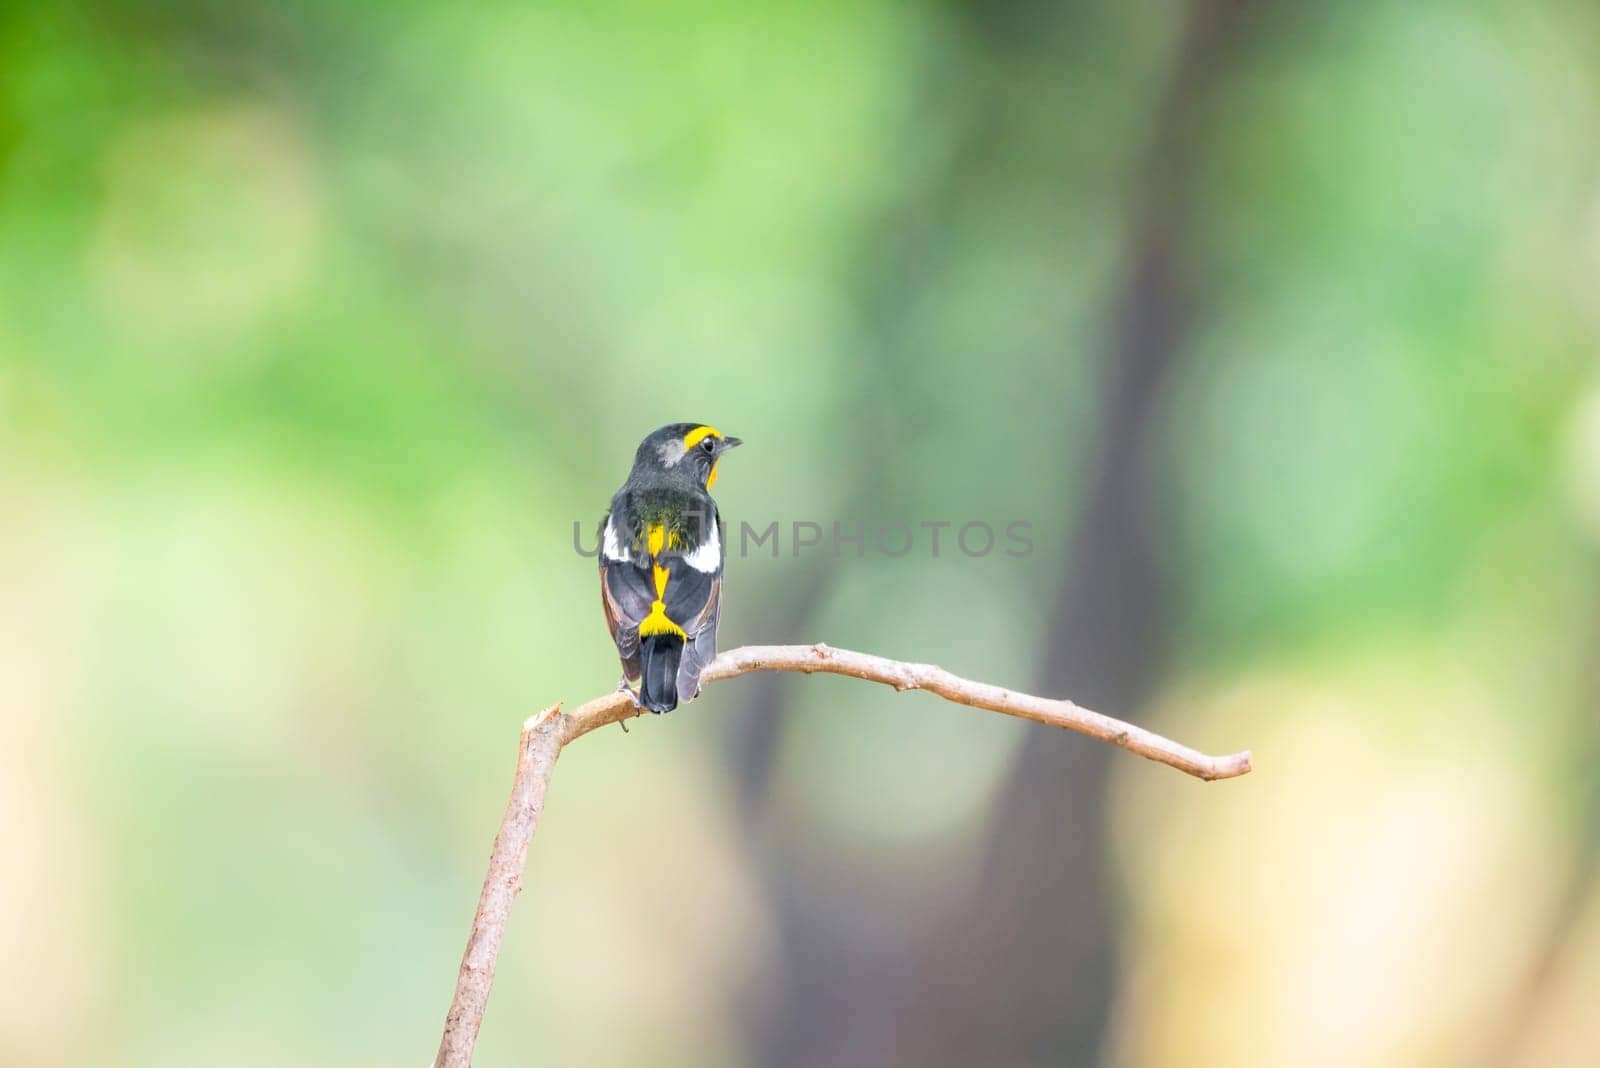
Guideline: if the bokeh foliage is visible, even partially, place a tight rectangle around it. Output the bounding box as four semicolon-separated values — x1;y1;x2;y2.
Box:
3;2;1599;1065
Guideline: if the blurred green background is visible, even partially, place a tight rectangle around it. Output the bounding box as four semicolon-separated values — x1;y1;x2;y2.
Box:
4;1;1600;1065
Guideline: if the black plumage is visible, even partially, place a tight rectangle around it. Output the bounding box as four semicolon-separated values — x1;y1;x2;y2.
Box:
598;423;741;712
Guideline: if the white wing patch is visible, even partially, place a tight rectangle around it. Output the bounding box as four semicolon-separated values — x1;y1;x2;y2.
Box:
682;520;720;573
602;518;631;562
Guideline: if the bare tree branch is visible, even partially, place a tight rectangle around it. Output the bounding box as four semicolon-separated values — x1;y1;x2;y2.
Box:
434;704;564;1068
433;642;1252;1067
564;644;1252;777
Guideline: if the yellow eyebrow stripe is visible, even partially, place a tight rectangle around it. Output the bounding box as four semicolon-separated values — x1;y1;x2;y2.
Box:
683;425;721;450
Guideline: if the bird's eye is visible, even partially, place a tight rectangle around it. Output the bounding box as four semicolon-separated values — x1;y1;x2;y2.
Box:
701;437;717;453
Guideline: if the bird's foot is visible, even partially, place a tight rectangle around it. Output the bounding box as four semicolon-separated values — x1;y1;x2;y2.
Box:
615;676;642;733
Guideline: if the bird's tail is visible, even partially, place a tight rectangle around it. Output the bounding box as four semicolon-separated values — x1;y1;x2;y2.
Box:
638;633;683;713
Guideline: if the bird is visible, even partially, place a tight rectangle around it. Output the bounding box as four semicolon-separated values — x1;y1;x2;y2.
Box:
598;423;742;713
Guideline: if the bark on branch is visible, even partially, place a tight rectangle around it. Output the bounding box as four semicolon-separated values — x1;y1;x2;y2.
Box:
433;642;1252;1067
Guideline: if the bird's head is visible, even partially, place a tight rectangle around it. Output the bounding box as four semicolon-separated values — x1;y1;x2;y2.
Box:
634;423;743;490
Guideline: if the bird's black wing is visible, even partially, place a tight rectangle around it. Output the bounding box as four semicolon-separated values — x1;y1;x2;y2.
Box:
676;577;721;701
666;515;724;700
598;512;654;681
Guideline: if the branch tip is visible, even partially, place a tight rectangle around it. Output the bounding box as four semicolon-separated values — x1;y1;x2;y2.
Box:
522;703;562;731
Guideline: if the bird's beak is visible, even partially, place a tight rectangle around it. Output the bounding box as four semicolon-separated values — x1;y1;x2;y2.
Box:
717;435;743;454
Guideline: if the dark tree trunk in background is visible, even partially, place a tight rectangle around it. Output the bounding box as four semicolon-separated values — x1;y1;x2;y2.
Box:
725;2;1250;1064
927;5;1249;1064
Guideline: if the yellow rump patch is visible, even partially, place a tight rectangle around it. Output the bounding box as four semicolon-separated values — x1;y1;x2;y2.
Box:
639;522;685;638
639;600;685;638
